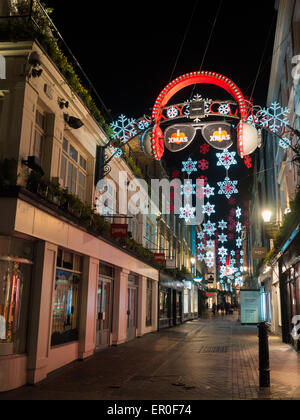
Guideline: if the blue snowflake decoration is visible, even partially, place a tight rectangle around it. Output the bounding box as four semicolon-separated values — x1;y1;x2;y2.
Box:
206;260;215;268
179;203;196;222
236;237;242;248
109;147;123;159
203;184;215;199
202;202;215;217
206;239;215;249
181;181;196;196
203;221;216;236
197;243;206;251
137;119;151;131
217;177;238;199
259;102;290;134
236;207;242;219
236;222;242;233
218;220;228;230
197;231;205;240
218;233;227;244
230;250;236;257
279;137;291;149
110;114;137;143
240;250;244;256
182;158;198;176
197;253;206;262
216;150;237;171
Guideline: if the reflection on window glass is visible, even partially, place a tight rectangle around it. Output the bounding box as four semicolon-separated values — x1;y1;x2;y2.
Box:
0;261;31;354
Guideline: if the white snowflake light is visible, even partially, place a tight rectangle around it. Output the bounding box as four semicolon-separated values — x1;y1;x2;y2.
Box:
110;114;137;143
216;150;237;171
197;243;206;251
218;246;228;257
236;207;242;219
181;181;196;196
203;221;216;236
218;220;228;230
203;184;215;199
230;250;236;256
197;253;206;262
206;260;215;268
197;231;205;240
279;137;291;149
218;233;228;243
236;222;242;233
236;237;242;248
167;107;179;119
179;203;196;222
217;177;238;199
206;239;215;248
182;158;198;176
202;202;215;217
259;102;290;134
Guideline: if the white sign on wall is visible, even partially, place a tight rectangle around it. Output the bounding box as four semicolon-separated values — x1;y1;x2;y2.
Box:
240;290;260;324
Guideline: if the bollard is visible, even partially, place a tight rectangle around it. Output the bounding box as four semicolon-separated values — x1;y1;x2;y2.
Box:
257;322;270;387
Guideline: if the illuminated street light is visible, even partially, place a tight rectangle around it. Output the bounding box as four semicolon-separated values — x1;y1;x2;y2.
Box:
262;210;272;223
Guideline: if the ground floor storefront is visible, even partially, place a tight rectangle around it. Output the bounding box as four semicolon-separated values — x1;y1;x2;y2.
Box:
0;197;158;392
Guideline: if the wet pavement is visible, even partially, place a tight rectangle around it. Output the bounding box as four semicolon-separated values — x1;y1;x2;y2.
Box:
1;313;300;400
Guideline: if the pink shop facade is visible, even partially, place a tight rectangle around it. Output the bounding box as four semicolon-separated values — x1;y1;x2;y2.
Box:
0;193;159;392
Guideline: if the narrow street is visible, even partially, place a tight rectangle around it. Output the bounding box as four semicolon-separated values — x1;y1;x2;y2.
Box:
1;314;299;401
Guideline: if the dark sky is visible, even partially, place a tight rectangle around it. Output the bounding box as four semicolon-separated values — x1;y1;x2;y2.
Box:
45;0;277;120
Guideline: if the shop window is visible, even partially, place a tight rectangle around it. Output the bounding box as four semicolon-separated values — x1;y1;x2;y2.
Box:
34;109;46;161
60;138;87;202
146;279;153;327
159;289;169;319
0;259;32;354
51;248;83;347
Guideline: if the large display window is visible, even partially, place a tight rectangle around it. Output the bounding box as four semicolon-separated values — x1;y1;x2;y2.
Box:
51;248;82;347
0;258;32;355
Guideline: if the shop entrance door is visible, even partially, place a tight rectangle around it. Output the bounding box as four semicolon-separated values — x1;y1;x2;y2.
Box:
127;286;137;341
96;277;112;349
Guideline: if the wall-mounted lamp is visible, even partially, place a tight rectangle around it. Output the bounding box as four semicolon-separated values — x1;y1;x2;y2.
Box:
58;98;69;109
28;51;43;78
262;210;272;223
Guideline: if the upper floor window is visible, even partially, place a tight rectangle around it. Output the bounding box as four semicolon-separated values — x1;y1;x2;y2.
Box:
34;109;46;160
60;138;87;202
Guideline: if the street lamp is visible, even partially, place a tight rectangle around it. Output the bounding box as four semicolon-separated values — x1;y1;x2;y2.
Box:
262;210;272;223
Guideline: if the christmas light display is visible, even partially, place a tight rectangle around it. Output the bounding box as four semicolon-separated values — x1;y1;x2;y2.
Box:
198;159;209;171
206;239;215;248
197;231;205;240
200;143;210;154
218;233;228;243
218;246;228;257
236;207;242;218
110;115;137;143
203;184;215;199
244;155;252;169
279;137;291;149
259;102;290;134
197;253;206;262
216;150;237;171
179;203;196;222
236;222;242;233
181;181;196;196
197;175;208;185
217;177;238;199
197;243;206;251
203;221;216;236
182;158;198;176
167;106;179;119
218;220;228;230
202;202;215;217
236;237;242;248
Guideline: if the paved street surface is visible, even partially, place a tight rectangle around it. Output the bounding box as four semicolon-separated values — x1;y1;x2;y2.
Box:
1;313;300;400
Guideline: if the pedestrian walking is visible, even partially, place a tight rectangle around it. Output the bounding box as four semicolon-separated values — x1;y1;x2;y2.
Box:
212;303;216;316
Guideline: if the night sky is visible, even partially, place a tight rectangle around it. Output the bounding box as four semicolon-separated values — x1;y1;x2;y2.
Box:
44;0;277;211
45;0;277;119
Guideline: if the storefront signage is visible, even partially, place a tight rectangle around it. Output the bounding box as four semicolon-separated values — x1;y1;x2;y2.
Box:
252;247;267;259
166;258;176;269
164;124;196;152
202;122;234;150
110;224;128;238
154;253;166;263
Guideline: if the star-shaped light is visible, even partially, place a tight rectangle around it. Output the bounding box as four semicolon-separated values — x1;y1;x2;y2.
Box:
203;221;216;236
202;202;215;217
197;253;206;262
206;239;215;248
236;237;242;248
179;203;196;222
218;246;228;257
218;233;228;243
218;220;228;230
216;150;237;171
181;181;196;196
203;184;215;199
197;231;205;240
197;243;206;251
236;207;242;219
182;158;198;176
217;177;238;199
236;222;242;233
